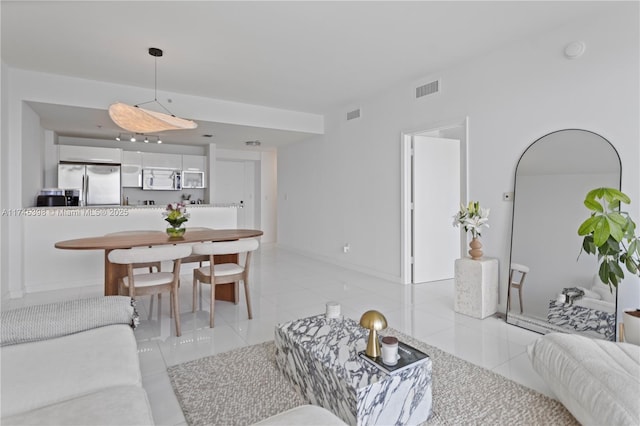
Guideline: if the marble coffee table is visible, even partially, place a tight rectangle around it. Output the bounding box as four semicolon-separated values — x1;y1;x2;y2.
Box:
275;314;432;426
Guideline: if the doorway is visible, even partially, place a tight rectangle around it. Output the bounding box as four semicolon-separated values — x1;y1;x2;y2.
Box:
401;118;468;284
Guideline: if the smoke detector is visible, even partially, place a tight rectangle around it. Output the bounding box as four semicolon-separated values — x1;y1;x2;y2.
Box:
564;41;586;59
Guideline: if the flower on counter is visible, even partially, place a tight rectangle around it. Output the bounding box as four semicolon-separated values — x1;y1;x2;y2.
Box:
453;201;490;239
163;202;190;228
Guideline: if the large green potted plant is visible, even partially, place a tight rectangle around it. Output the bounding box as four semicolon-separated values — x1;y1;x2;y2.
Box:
578;187;640;344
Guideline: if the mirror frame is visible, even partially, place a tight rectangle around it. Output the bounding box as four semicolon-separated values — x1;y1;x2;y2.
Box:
507;129;622;339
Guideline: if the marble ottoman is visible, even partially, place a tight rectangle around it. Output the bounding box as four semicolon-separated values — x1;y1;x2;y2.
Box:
275;315;432;426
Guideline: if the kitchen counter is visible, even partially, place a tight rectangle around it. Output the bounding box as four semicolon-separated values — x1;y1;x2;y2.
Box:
20;205;237;293
28;203;243;209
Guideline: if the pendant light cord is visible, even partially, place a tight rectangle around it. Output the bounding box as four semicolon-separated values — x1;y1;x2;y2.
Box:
134;49;176;117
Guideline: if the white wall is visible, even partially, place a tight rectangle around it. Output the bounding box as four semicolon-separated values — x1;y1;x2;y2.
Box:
20;103;45;207
278;5;640;310
1;60;9;300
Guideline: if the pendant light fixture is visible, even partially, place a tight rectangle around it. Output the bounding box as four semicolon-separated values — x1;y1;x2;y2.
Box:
109;47;197;133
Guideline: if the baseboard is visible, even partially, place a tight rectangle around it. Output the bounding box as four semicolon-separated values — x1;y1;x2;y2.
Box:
24;277;102;294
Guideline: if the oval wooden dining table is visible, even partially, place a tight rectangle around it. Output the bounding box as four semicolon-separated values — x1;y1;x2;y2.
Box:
55;228;263;299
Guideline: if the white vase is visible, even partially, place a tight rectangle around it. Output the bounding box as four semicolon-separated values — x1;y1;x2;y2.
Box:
623;310;640;345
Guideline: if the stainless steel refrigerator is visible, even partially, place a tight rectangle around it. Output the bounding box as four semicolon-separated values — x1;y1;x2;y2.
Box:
58;163;121;206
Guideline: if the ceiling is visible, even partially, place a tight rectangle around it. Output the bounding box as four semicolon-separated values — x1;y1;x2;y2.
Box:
1;1;617;150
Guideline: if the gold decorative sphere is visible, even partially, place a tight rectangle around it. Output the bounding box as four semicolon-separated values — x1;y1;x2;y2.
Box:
360;310;388;358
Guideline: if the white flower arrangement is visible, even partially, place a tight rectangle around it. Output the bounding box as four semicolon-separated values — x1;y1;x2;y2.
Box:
453;201;490;239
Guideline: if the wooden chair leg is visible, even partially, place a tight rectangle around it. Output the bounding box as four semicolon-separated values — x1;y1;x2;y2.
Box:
518;288;524;314
244;279;253;320
172;287;181;337
234;281;239;305
192;276;197;313
210;283;215;328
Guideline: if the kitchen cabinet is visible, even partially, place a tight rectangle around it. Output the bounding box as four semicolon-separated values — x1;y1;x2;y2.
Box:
122;151;143;187
182;171;205;188
142;152;182;170
181;155;207;188
182;154;206;172
59;145;122;164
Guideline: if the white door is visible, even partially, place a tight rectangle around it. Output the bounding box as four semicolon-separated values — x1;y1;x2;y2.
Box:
215;160;256;228
412;136;461;283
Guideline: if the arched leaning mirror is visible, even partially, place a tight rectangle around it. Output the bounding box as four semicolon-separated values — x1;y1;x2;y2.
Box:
507;129;621;341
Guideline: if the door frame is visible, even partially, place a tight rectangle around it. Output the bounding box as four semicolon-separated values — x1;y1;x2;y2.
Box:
400;117;469;284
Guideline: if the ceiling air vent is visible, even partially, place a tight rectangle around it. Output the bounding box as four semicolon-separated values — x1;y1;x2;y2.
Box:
415;80;440;99
346;108;361;121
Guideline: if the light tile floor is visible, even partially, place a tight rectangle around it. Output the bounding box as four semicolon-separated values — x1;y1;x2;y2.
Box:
3;244;553;426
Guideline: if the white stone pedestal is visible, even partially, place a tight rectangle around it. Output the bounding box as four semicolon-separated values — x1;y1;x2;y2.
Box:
454;257;499;319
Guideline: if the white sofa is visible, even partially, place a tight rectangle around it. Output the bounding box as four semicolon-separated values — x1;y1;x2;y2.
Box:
253;405;347;425
528;332;640;426
0;296;155;426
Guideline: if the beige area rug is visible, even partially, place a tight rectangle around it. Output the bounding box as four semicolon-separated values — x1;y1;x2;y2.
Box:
167;329;578;426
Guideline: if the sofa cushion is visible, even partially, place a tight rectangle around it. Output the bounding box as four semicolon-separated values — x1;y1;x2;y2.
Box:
1;385;154;425
1;324;142;417
528;332;640;426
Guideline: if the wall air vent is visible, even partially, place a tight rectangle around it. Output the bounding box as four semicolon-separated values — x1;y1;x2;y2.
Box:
346;108;361;121
415;80;440;99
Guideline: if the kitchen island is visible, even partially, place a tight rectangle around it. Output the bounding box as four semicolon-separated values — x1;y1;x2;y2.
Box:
20;205;240;294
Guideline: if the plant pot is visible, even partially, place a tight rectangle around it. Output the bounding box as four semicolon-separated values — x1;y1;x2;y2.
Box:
623;310;640;345
468;237;483;260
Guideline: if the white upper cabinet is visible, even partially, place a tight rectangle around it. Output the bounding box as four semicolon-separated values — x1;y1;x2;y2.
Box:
181;155;207;188
142;152;182;170
58;145;122;164
182;154;206;172
122;151;143;187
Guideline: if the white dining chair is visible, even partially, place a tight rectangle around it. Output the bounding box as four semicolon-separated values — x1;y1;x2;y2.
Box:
191;238;259;328
179;227;214;266
106;230;165;318
108;244;192;336
106;230;165;270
